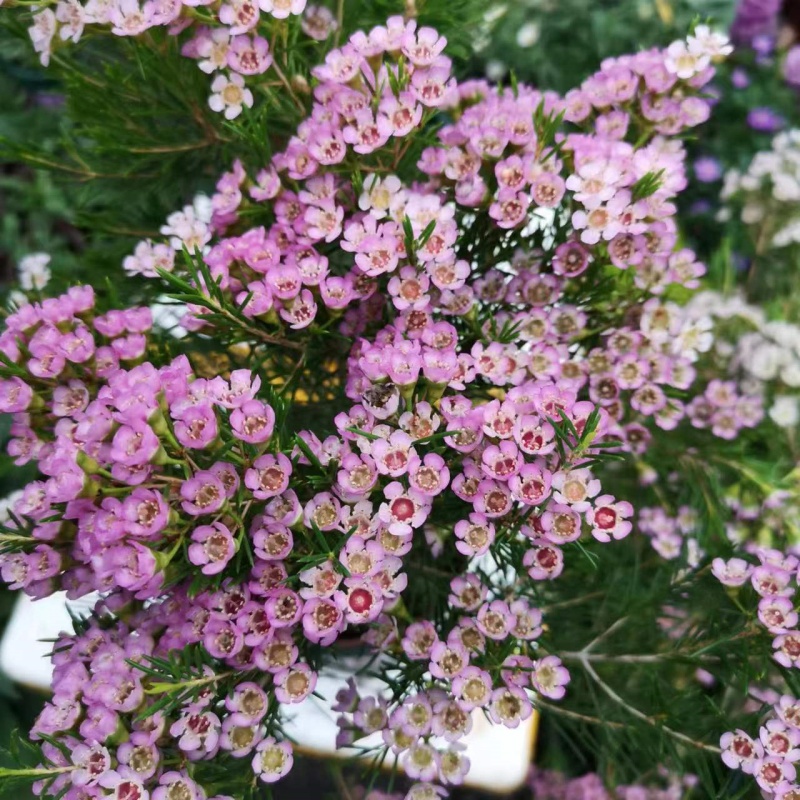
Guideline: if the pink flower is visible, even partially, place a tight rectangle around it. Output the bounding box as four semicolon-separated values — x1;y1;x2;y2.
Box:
585;495;634;542
759;596;799;634
336;579;384;623
509;463;553;506
378;482;430;536
454;513;495;557
188;523;235;575
753;757;796;792
531;655;570;700
0;377;33;413
760;720;800;761
230;399;275;443
227;34;273;75
302;598;344;645
372;431;416;477
245;453;292;499
408;453;449;496
180;471;226;516
489;190;530;229
773;633;800;669
110;422;160;467
274;664;317;703
488;686;532;727
174;404;218;449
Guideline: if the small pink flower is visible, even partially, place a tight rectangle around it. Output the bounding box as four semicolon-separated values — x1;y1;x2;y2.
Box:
488;686;532;727
541;503;583;544
476;600;514;641
372;431;416;477
429;641;469;680
245;453;291;499
523;543;565;581
181;471;226;516
274;664;317;703
378;482;430;536
759;597;799;634
454;513;495;557
754;757;796;792
585;495;634;542
110;422;160;467
227;34;273;75
760;720;800;762
774;633;800;669
531;656;570;700
489;190;530;229
0;377;33;413
509;463;553;507
302;598;344;646
335;579;384;624
188;523;235;575
408;453;449;496
230;399;275;443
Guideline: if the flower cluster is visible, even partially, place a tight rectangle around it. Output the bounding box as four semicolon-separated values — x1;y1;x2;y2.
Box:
686;290;800;429
720;692;800;796
24;0;337;117
721;130;800;249
125;23;751;458
0;19;747;800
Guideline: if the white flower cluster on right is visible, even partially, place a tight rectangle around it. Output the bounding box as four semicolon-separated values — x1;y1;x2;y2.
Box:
687;291;800;429
722;130;800;248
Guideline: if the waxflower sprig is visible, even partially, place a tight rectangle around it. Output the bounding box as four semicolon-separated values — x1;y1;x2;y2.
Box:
0;17;759;800
14;0;337;118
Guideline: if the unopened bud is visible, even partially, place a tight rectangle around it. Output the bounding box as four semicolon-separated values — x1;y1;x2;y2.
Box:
291;74;310;95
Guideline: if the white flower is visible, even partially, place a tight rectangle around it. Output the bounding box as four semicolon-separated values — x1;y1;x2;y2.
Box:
56;0;86;42
783;361;800;388
687;25;733;59
769;396;800;428
746;342;784;381
193;194;214;224
664;40;709;80
258;0;305;18
673;317;713;360
160;204;211;252
741;202;765;224
358;174;404;219
485;60;507;81
8;290;28;308
123;240;175;278
208;72;253;120
29;9;56;67
773;221;800;248
516;22;540;48
150;299;186;338
84;0;114;23
197;28;231;74
18;253;52;291
0;490;24;523
772;173;800;203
